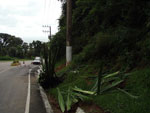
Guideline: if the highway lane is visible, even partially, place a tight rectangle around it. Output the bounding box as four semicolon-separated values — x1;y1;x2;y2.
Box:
0;61;32;73
0;62;46;113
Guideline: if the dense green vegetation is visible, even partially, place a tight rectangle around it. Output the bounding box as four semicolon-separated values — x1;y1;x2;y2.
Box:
0;33;43;60
49;64;150;113
0;56;14;60
93;68;150;113
39;43;61;89
53;0;150;69
41;0;150;113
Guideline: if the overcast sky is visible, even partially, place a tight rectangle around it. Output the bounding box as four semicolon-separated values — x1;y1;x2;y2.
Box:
0;0;62;43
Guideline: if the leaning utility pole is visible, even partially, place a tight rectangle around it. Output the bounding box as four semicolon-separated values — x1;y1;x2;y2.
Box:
66;0;72;65
42;25;51;40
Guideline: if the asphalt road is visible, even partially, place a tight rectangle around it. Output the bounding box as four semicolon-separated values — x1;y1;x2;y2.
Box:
0;61;46;113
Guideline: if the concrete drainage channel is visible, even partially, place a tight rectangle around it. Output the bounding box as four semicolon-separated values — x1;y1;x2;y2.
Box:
37;68;85;113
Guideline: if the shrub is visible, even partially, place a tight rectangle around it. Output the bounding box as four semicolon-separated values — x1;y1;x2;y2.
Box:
0;56;14;60
39;43;61;89
11;59;20;66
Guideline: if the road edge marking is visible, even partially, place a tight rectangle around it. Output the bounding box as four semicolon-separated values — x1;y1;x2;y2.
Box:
25;69;31;113
37;68;54;113
39;85;54;113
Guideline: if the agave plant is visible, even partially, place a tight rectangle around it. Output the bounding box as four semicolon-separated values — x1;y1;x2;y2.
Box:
73;70;138;98
57;69;138;113
87;69;125;95
57;65;138;112
57;88;65;112
57;87;89;112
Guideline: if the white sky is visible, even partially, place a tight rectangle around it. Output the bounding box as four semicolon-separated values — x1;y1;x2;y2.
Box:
0;0;62;43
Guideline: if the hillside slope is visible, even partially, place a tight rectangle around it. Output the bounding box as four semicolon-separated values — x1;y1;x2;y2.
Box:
46;0;150;113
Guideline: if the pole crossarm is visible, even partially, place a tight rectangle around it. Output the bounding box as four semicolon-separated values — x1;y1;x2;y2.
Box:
42;25;51;40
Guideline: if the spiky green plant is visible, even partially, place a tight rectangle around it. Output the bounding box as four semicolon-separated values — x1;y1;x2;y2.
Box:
91;71;124;94
97;62;103;95
39;43;60;89
57;88;65;112
57;87;89;112
74;71;138;98
57;70;138;112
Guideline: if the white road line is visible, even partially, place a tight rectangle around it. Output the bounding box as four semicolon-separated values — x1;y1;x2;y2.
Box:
25;69;31;113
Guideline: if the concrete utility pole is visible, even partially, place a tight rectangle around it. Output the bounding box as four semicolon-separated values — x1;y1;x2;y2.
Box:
42;25;51;40
66;0;72;65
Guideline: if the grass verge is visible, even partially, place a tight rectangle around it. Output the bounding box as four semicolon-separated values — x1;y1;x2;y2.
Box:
48;61;150;113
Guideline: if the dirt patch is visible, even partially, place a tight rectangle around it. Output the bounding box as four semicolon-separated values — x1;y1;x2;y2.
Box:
55;64;66;72
47;94;62;113
47;94;78;113
47;93;106;113
78;102;106;113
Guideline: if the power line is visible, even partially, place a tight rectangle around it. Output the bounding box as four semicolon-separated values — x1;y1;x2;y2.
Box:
42;0;51;25
44;0;46;16
46;0;51;24
42;0;47;26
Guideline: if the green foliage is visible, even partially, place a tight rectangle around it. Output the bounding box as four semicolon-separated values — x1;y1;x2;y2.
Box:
12;59;19;64
11;59;20;66
91;70;129;95
49;58;150;113
57;87;89;112
97;63;103;95
72;86;94;95
0;56;14;60
0;33;24;58
50;29;66;60
68;70;128;96
93;68;150;113
55;0;150;70
66;87;72;111
57;88;65;112
117;88;139;99
49;0;150;112
0;33;44;59
29;40;43;57
39;43;60;89
54;61;134;111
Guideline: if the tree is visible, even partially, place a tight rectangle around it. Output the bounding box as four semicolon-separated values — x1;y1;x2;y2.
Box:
22;42;28;57
0;33;29;58
28;40;43;57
